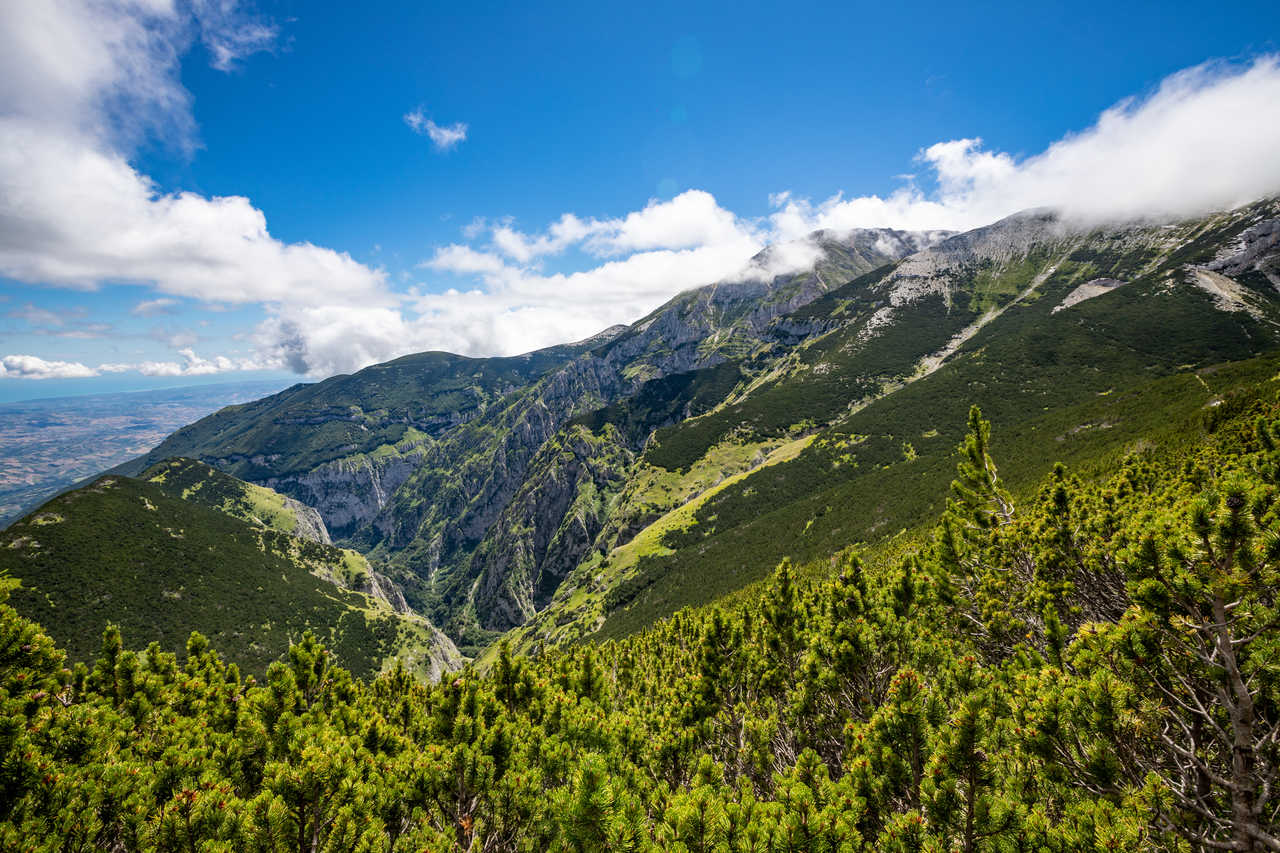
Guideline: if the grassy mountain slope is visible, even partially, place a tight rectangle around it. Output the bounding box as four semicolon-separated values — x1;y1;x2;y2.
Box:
101;201;1280;661
141;457;332;543
0;472;459;680
498;200;1280;650
126;347;597;483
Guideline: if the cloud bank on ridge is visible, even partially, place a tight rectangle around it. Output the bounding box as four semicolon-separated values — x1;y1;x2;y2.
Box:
769;57;1280;238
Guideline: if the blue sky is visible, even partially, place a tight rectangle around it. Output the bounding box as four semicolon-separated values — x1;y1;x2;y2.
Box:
2;0;1280;401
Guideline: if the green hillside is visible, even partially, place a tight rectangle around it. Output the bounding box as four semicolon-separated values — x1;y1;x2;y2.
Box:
141;457;331;542
589;275;1280;634
121;347;596;483
0;473;456;680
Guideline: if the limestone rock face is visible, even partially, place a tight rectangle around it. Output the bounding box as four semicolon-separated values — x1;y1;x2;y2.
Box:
268;441;429;538
281;496;331;544
471;424;634;630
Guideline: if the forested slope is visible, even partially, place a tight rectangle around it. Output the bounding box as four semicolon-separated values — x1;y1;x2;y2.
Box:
0;468;459;681
3;381;1279;851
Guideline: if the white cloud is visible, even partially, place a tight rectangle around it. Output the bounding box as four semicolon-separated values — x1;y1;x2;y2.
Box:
426;245;510;276
136;347;247;375
0;0;192;151
0;119;390;307
0;348;263;380
770;56;1280;236
132;297;179;316
255;306;417;377
474;193;755;264
190;0;277;71
0;0;273;148
490;217;585;263
0;0;388;312
0;354;99;380
583;190;750;256
404;108;468;151
426;122;468;151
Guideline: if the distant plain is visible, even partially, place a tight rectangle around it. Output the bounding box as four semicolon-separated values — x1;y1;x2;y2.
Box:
0;381;289;526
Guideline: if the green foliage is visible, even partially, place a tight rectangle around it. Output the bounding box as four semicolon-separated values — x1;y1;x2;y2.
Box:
0;476;428;680
6;394;1280;849
593;352;1280;643
142;457;309;536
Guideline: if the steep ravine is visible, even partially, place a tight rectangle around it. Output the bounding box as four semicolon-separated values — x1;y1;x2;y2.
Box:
339;232;934;632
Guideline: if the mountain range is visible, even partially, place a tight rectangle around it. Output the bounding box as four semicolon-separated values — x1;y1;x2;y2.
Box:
7;198;1280;672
